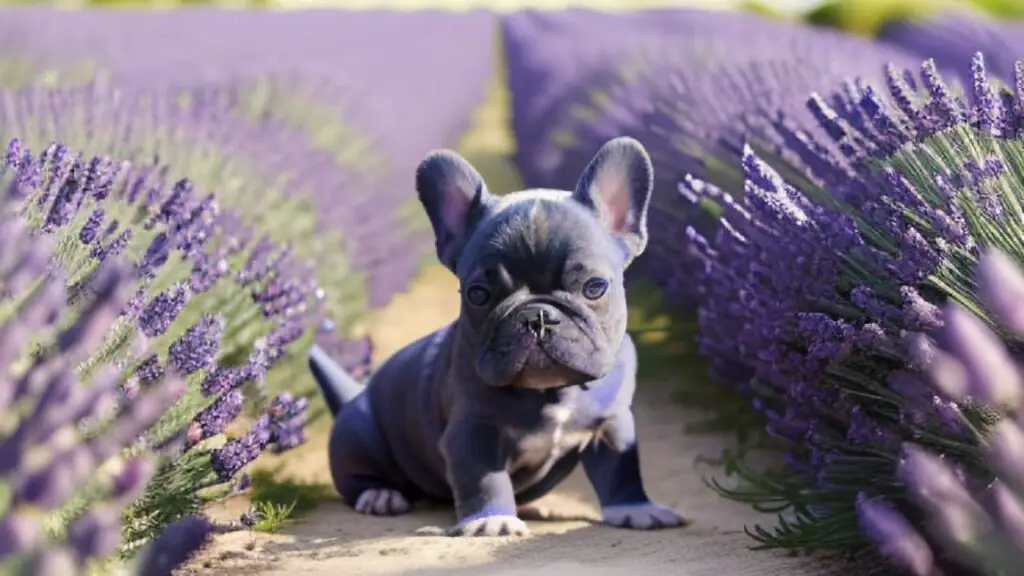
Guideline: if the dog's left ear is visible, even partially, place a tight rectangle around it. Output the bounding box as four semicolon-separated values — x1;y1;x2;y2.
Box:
571;137;653;265
416;150;493;272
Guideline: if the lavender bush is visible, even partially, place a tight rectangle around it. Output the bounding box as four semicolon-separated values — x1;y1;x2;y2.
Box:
0;79;378;406
858;250;1024;576
678;52;1024;558
0;138;320;564
501;9;925;307
0;204;217;574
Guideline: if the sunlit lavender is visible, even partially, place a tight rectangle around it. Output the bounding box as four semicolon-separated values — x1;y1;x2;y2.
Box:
501;9;926;307
0;207;216;574
679;51;1024;562
857;250;1024;576
0;138;319;563
0;6;495;310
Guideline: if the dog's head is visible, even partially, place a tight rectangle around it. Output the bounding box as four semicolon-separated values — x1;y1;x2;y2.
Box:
415;137;653;391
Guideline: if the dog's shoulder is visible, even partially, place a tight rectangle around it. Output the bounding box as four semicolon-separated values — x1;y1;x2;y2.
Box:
370;323;453;387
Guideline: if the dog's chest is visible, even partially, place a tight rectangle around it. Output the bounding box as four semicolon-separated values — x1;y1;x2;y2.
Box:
509;404;595;471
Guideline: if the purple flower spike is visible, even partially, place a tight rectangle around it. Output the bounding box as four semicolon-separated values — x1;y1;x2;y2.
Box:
199;365;251;397
167;315;224;375
78;207;105;245
137;232;172;278
0;515;38;560
900;445;992;552
4;138;22;172
137;283;191;339
268;391;309;453
988;421;1024;490
187;390;245;449
211;415;273;482
855;494;934;576
67;506;123;564
90;227;132;262
134;354;165;386
899;444;971;503
987;482;1024;552
941;304;1022;408
133;515;216;576
42;160;87;231
978;249;1024;335
189;250;231;293
110;458;156;503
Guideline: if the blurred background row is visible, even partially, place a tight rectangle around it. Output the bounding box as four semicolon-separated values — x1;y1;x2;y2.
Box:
7;0;1024;35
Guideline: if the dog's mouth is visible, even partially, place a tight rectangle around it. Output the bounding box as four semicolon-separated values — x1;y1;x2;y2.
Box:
475;297;612;389
510;364;592;391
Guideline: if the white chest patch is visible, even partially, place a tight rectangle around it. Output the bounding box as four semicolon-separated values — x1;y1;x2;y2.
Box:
511;404;595;473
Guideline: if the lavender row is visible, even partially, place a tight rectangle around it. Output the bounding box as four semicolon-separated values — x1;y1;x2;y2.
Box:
683;50;1024;571
0;7;496;308
879;10;1024;90
501;9;926;307
0;137;353;572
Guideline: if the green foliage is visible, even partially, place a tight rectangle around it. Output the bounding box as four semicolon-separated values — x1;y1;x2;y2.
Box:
802;0;940;36
957;0;1024;19
249;468;330;519
740;0;791;20
251;500;296;534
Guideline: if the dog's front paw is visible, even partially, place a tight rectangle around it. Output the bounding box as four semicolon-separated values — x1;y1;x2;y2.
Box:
354;488;412;516
601;501;689;530
447;515;530;537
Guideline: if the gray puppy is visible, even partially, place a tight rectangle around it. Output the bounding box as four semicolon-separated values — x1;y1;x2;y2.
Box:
308;137;687;536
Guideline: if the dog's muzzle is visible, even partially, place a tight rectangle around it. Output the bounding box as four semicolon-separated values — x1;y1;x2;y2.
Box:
516;303;562;340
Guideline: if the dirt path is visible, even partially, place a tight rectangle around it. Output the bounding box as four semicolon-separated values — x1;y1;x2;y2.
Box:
185;267;844;576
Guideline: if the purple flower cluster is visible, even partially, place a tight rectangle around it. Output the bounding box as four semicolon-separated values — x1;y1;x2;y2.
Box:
204;391;309;482
858;250;1024;575
683;50;1024;554
267;391;310;453
501;9;926;306
0;209;207;573
210;414;273;483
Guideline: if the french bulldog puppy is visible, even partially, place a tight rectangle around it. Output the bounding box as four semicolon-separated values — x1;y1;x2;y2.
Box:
308;137;687;537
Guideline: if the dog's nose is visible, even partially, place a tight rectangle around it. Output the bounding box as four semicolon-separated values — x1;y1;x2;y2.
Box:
517;304;562;339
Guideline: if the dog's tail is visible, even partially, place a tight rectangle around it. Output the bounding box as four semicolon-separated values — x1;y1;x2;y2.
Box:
308;344;367;416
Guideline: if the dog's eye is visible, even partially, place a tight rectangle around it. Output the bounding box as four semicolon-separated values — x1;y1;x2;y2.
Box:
465;285;492;307
582;277;609;300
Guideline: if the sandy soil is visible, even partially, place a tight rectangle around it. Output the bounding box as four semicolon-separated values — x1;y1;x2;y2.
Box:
182;266;847;576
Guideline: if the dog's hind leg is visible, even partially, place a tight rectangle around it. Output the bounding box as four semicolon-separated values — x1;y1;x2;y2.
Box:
328;394;414;516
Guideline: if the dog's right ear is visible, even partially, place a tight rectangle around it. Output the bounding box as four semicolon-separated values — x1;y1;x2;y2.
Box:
416;150;492;272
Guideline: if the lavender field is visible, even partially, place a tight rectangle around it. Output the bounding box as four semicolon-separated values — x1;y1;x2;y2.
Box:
1;2;1024;575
